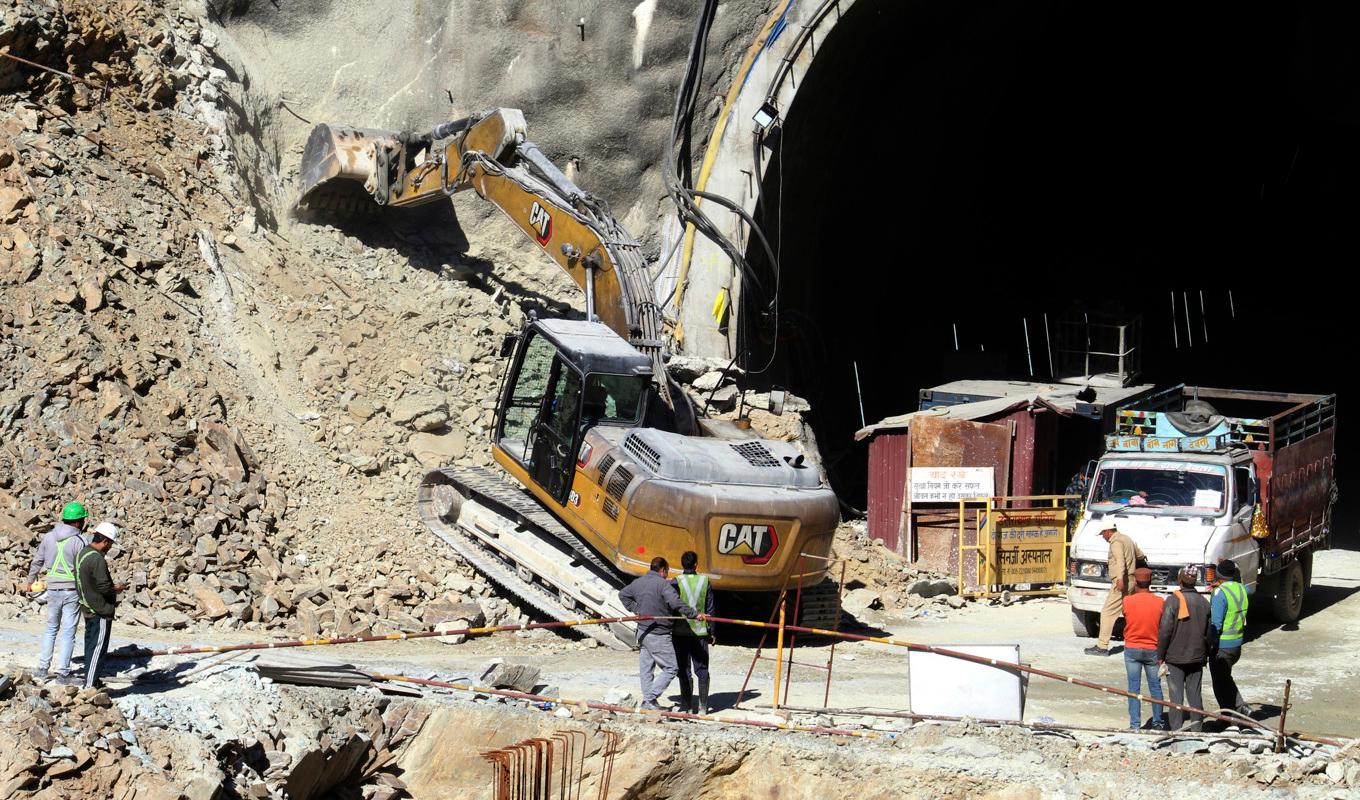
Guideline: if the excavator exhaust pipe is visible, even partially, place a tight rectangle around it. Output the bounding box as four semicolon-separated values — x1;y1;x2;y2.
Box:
296;123;399;213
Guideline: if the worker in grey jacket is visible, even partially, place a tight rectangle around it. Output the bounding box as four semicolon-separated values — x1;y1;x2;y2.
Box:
1156;567;1213;731
618;557;698;711
26;502;90;683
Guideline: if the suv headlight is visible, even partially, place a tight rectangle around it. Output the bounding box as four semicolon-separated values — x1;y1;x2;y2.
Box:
1078;562;1105;578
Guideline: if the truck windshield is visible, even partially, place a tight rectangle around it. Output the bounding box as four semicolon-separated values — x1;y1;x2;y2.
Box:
1089;460;1227;516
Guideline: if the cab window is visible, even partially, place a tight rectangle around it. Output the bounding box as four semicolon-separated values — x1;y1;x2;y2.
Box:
1233;466;1253;511
500;333;555;455
582;373;647;427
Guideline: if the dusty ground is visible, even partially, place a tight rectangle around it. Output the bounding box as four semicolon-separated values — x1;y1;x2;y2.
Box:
2;550;1355;739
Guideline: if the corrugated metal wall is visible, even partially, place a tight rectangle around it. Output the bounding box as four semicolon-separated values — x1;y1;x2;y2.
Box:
867;432;909;555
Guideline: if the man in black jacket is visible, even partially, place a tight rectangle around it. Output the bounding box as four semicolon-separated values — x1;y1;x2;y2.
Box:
75;524;122;690
1156;566;1212;731
618;557;698;711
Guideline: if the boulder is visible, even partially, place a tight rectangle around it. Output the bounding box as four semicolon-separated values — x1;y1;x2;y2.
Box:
408;431;467;468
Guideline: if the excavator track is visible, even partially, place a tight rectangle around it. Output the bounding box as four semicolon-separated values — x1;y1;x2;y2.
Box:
441;466;621;579
791;579;844;632
417;467;637;651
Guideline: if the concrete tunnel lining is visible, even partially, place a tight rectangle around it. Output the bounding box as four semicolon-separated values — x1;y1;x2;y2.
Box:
672;1;1358;514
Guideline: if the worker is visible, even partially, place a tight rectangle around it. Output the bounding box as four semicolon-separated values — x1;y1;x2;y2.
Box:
26;501;91;683
618;557;698;711
75;522;123;690
1085;526;1146;656
1121;567;1165;729
1157;566;1212;731
1208;558;1251;717
671;550;716;715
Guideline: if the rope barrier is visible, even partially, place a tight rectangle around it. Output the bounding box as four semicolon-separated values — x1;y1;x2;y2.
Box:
365;673;885;740
701;615;1344;748
117;615;657;658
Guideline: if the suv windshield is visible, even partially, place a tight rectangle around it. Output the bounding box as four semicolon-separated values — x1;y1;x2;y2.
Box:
1089;460;1227;516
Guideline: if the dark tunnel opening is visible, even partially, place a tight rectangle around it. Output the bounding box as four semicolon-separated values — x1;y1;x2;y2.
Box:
740;0;1360;544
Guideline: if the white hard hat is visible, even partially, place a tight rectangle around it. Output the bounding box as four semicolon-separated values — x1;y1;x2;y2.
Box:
94;521;121;542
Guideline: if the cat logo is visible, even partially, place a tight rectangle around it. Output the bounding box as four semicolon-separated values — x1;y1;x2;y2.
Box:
716;522;779;565
528;201;552;245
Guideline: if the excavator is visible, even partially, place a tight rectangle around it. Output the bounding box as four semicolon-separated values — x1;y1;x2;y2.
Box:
298;109;840;649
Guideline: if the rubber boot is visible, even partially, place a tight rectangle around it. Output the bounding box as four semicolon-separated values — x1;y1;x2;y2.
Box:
698;677;711;715
679;689;694;715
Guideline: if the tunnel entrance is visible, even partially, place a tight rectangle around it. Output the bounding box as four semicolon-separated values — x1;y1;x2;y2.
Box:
739;0;1357;527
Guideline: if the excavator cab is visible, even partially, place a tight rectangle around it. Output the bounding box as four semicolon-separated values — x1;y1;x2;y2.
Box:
496;319;652;504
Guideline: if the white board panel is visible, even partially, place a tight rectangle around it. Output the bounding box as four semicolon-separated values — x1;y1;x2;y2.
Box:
908;644;1023;722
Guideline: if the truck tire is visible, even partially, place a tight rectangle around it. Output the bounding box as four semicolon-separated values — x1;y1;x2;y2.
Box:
1071;608;1100;638
1271;561;1305;623
1299;550;1314;589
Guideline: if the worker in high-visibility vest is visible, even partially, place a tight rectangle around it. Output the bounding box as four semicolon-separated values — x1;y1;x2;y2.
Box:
26;502;90;684
76;522;125;690
671;550;716;715
1208;558;1252;717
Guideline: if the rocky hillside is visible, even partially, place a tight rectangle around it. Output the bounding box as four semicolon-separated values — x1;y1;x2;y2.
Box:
0;0;574;638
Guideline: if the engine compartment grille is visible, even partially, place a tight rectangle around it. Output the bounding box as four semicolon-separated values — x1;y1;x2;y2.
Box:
623;434;662;471
595;453;616;486
606;466;634;501
731;441;780;468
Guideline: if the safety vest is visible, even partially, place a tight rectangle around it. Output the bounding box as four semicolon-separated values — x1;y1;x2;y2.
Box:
1216;581;1248;645
46;537;82;582
75;549;100;615
675;573;710;636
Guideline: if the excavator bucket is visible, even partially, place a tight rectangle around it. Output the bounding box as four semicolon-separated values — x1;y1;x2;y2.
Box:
296;123;399;213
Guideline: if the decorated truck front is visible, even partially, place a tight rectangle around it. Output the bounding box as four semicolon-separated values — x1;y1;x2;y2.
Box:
1067;387;1336;635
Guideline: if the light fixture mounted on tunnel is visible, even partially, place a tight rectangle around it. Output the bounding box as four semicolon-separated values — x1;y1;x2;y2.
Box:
752;101;780;133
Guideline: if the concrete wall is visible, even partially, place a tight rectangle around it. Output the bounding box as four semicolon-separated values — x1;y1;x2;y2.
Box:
666;0;867;358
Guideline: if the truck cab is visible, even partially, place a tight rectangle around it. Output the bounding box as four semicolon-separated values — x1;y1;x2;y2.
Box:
1068;447;1259;634
1068;386;1336;635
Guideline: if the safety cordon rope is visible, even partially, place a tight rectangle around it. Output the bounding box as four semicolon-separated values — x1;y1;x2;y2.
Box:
700;615;1345;748
365;673;886;740
112;613;1346;747
117;615;657;658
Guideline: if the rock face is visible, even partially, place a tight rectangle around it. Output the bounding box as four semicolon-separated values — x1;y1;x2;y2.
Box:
0;0;526;640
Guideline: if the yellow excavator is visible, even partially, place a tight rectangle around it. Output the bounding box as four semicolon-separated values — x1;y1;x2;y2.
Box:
298;109;839;649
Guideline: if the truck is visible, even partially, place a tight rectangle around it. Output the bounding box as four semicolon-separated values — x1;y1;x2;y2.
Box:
1067;386;1337;634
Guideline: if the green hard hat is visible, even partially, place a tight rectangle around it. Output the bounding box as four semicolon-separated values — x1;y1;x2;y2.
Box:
61;502;87;521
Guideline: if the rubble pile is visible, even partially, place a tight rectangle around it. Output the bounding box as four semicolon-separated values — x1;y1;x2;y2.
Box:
0;674;179;799
0;666;429;800
0;0;557;639
832;520;971;616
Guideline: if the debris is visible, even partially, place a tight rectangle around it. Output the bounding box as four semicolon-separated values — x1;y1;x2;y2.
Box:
841;588;882;616
479;661;542;693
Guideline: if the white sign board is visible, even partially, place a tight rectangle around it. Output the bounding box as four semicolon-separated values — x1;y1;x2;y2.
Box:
909;467;995;503
908;644;1024;721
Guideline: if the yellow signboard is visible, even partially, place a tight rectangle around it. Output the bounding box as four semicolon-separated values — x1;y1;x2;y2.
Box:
983;507;1067;587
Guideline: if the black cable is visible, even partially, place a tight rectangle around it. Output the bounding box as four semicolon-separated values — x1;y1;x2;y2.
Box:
665;0;790;379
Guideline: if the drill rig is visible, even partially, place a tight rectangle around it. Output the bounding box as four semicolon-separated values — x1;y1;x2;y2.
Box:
299;109;839;649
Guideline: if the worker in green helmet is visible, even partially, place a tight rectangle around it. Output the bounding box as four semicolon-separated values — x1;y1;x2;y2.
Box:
26;501;91;684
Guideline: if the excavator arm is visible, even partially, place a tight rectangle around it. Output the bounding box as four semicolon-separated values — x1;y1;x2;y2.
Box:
297;109;667;371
